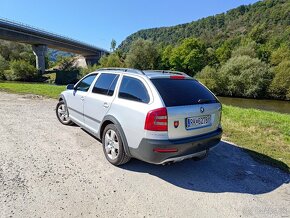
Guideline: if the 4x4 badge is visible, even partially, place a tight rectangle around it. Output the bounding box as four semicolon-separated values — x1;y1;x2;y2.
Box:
174;121;179;128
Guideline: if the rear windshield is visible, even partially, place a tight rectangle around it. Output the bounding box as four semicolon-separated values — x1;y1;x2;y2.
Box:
151;78;217;107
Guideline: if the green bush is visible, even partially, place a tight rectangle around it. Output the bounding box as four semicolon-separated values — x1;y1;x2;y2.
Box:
99;53;124;68
79;64;100;78
195;66;218;93
231;41;257;58
270;45;290;66
0;55;9;80
269;60;290;100
217;55;273;98
54;56;77;71
7;60;38;81
43;73;56;84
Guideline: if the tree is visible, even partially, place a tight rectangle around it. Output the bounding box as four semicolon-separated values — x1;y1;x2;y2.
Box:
215;41;234;63
217;56;273;98
99;53;124;68
195;66;218;93
19;51;36;66
111;39;117;51
232;41;257;58
257;43;272;63
0;55;9;80
270;44;290;66
161;45;174;69
79;64;100;78
269;60;290;100
7;60;38;81
0;40;32;61
55;56;77;71
248;24;267;44
206;47;219;67
169;38;208;75
125;39;159;70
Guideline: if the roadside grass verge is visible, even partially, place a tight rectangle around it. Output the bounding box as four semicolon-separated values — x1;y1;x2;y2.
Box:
0;82;66;99
0;81;289;172
222;105;290;172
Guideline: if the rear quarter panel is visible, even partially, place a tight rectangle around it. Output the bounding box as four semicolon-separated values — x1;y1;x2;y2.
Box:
106;74;166;149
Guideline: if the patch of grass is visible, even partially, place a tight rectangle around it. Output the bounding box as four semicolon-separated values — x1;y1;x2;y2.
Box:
0;82;289;172
0;82;65;99
222;105;290;172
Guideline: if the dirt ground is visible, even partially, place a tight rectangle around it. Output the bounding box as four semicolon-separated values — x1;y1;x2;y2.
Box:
0;92;289;218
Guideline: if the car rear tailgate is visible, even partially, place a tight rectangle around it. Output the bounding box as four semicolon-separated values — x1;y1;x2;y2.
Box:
167;103;221;139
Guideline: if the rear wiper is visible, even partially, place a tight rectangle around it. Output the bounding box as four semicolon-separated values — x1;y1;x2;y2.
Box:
198;99;213;104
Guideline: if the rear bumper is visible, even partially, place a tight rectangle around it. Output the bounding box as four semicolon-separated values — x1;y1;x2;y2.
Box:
129;128;222;164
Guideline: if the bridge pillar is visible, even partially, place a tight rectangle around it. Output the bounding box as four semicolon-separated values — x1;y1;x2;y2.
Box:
32;44;47;74
84;54;101;66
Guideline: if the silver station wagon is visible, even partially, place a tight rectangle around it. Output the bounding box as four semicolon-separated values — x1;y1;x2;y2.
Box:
56;68;222;165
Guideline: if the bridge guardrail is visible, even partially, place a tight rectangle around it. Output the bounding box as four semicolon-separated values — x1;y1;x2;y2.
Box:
0;17;108;52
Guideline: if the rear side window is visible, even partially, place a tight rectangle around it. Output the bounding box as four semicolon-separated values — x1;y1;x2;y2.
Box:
151;78;217;107
76;74;97;92
92;73;119;96
119;76;150;103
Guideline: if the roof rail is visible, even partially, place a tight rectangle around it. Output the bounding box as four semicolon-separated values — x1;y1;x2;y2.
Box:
97;68;145;75
144;70;189;76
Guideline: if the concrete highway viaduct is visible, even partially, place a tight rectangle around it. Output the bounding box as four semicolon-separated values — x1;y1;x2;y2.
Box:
0;18;109;74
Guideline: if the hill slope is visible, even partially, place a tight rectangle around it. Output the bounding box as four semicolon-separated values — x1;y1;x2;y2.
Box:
119;0;290;52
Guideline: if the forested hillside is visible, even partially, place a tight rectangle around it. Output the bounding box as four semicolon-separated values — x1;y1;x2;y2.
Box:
105;0;289;100
119;0;289;52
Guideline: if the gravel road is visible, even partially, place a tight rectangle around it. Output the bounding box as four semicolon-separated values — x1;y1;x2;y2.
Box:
0;92;289;218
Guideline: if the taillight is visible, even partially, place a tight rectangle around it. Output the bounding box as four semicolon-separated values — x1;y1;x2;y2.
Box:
144;107;168;131
170;75;185;79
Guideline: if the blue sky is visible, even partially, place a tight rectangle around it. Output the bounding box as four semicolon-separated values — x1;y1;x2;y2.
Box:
0;0;259;50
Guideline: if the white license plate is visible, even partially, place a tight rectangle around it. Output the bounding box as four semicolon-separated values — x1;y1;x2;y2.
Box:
186;115;211;130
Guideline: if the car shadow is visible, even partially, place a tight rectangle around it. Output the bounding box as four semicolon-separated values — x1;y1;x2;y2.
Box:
121;141;290;195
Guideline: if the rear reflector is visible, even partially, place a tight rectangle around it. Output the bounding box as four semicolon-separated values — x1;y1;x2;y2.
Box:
153;148;178;153
170;75;185;79
144;107;168;131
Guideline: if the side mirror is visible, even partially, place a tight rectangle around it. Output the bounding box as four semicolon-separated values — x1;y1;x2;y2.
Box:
66;84;75;90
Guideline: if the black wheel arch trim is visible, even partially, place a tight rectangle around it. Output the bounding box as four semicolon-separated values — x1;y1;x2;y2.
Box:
99;115;132;157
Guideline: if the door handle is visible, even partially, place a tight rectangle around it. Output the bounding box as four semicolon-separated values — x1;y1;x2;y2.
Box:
103;102;109;108
80;96;85;101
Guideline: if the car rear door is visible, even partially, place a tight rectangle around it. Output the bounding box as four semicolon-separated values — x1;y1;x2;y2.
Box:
151;77;222;140
83;73;120;133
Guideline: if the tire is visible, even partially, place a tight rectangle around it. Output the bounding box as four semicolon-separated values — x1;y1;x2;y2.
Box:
192;150;209;161
102;124;131;166
56;100;73;126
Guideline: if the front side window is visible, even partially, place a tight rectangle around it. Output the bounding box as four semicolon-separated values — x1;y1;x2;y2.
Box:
92;73;119;96
119;76;150;103
76;74;97;92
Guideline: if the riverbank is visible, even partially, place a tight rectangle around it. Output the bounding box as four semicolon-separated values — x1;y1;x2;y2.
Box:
222;106;289;172
0;82;289;172
218;96;290;114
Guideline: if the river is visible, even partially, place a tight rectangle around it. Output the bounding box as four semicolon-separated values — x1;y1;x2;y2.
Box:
218;96;290;114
